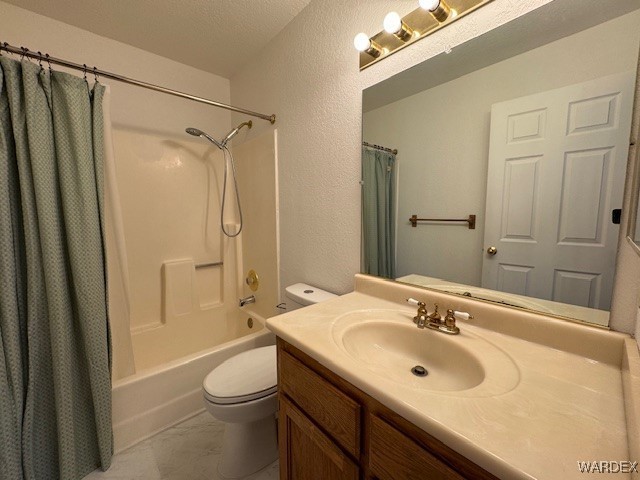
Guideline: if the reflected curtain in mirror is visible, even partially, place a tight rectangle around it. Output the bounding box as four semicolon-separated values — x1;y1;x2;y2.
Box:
362;147;396;278
0;58;112;479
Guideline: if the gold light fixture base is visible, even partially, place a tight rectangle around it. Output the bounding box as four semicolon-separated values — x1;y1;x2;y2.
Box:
359;0;493;70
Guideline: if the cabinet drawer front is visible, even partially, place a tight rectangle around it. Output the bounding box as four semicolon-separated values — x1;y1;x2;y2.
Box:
279;350;361;457
370;416;464;480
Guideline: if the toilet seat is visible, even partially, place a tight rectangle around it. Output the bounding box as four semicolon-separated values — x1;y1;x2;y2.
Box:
203;345;277;405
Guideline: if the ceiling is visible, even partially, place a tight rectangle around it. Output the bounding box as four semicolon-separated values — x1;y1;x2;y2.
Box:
5;0;311;78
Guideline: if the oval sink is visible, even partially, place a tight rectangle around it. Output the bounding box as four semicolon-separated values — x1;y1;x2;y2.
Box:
341;321;484;391
331;309;519;397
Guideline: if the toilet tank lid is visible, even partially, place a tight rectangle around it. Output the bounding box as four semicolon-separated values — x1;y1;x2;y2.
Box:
285;283;337;306
203;345;276;401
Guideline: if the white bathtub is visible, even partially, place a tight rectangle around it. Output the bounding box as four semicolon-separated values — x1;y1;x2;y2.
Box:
111;310;275;452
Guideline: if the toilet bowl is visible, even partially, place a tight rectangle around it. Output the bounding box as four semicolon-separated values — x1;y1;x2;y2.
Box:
202;284;337;478
203;345;278;478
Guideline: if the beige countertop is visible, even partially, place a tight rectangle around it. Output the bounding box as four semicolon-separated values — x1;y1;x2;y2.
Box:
267;275;639;480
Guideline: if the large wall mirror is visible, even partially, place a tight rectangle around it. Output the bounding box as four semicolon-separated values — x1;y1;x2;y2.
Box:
361;0;640;327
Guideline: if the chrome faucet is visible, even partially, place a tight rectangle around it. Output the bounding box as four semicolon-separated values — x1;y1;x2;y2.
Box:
239;295;256;307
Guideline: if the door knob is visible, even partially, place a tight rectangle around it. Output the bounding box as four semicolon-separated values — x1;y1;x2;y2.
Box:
486;246;497;255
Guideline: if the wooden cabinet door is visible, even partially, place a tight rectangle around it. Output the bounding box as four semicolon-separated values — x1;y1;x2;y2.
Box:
279;395;359;480
369;416;464;480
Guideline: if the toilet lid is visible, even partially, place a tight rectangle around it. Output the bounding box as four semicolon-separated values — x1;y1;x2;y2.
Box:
203;345;277;405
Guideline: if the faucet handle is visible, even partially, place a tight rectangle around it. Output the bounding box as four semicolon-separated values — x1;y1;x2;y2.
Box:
453;310;474;320
443;309;460;334
406;298;427;325
406;297;424;307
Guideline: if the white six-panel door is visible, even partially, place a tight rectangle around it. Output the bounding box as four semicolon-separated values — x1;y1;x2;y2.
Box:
482;72;634;310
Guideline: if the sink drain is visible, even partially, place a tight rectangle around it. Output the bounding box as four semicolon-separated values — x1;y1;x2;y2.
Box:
411;365;428;377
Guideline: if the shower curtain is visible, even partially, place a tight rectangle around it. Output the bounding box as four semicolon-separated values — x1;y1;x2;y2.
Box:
361;147;396;279
0;58;112;479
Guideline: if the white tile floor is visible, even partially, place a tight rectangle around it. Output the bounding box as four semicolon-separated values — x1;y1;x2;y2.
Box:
83;413;279;480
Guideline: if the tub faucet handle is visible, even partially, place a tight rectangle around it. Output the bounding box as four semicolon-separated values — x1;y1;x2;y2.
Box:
239;295;256;307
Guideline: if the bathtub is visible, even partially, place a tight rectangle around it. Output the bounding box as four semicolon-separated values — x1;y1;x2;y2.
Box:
111;309;275;452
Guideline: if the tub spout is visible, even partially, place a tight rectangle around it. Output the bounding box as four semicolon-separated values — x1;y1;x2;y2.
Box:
239;295;256;307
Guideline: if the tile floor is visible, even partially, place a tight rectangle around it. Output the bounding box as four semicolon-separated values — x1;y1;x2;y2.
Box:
84;412;279;480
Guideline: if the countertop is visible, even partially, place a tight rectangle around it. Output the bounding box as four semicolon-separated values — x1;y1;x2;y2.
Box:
266;275;638;480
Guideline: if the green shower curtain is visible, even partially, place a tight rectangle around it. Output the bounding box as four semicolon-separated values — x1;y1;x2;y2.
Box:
0;58;112;479
362;147;396;279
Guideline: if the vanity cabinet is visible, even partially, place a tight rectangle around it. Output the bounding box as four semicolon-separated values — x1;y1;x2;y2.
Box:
277;339;497;480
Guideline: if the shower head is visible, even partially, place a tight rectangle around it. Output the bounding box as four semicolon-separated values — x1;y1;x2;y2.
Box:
185;127;223;149
185;127;204;137
221;120;252;147
186;120;252;149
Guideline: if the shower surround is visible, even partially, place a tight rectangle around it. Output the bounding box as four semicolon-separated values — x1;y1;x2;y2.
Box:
108;128;280;451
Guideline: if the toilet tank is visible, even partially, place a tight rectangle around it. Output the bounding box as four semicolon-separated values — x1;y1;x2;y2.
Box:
285;283;337;311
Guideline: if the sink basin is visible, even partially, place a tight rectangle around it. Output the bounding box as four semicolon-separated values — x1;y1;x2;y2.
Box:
331;309;520;397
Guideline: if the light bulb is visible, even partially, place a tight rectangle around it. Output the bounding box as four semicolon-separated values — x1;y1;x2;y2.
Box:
420;0;450;22
383;12;402;34
353;33;371;52
419;0;440;11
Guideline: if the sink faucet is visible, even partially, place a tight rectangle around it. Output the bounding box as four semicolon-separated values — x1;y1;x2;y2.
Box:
239;295;256;307
406;298;472;335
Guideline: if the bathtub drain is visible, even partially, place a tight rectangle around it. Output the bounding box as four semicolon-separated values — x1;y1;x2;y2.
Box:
247;317;254;328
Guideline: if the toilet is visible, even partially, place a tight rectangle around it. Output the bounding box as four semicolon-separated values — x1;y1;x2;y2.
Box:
202;283;337;478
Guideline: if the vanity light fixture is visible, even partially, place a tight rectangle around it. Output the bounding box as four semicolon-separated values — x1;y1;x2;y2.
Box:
418;0;452;23
353;33;383;58
355;0;493;70
383;11;415;42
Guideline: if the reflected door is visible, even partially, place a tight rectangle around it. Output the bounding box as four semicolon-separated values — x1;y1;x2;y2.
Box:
482;72;634;310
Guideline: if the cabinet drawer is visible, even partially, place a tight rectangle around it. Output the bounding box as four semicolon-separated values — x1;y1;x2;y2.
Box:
370;415;463;480
279;350;361;457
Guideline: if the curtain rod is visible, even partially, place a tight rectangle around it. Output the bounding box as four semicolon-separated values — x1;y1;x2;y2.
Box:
0;42;276;124
363;141;398;155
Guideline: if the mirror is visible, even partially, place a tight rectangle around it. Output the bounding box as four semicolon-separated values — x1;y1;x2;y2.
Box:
361;0;640;327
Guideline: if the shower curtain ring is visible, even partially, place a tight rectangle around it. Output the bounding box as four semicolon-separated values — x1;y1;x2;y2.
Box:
3;42;13;57
20;46;28;61
93;66;99;83
83;64;88;82
37;51;44;70
45;53;52;72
